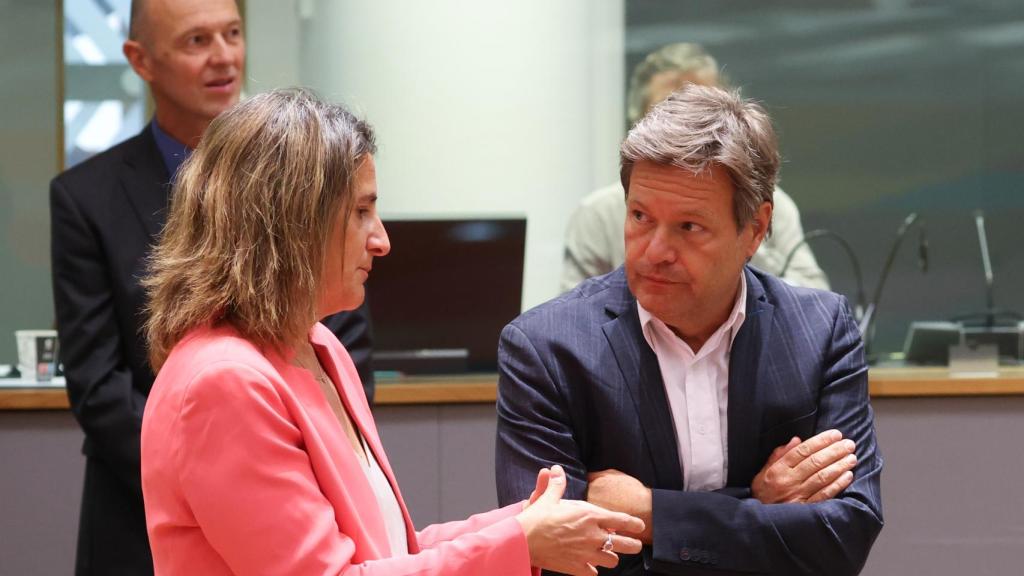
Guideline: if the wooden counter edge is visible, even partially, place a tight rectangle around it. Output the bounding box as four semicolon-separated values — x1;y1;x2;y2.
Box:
0;388;70;410
0;381;499;410
5;371;1024;410
868;377;1024;397
374;381;497;405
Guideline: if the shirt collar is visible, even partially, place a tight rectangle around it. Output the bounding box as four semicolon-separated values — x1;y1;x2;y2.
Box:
150;119;191;178
637;271;748;357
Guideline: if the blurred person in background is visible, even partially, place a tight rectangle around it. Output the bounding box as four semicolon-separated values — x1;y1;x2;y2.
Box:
561;42;828;293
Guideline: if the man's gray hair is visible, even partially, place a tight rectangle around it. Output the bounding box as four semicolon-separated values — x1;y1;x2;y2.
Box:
620;84;779;233
626;43;721;125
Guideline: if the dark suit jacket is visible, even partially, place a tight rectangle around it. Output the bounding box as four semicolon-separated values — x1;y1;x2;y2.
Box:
495;267;883;576
50;126;376;575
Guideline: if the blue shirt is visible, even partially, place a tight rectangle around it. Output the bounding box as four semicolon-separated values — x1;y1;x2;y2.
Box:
150;120;191;178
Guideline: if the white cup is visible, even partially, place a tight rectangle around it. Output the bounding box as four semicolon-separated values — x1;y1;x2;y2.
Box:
15;330;59;381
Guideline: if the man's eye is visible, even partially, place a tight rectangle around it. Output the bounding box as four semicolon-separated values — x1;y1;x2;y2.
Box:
681;222;704;232
631;210;647;222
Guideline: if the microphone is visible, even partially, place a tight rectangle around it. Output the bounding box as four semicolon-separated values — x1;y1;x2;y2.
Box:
781;214;928;359
779;229;867;321
950;210;1021;327
918;224;929;274
939;210;1024;362
860;213;928;355
975;210;995;327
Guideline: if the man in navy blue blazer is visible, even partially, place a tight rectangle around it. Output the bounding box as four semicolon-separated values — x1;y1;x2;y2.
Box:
496;85;882;575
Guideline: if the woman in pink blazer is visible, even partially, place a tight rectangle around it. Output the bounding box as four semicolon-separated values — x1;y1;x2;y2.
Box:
140;89;642;576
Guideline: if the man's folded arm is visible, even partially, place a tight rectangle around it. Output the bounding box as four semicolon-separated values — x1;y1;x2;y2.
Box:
646;298;883;576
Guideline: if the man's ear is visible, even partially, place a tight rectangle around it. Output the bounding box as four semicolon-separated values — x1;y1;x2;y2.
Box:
123;40;154;83
746;201;773;258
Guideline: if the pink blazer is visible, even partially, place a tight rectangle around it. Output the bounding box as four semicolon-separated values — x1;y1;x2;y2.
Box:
142;323;533;575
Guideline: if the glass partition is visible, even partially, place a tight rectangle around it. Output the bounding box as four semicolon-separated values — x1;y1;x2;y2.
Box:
63;0;145;168
0;2;60;365
627;0;1024;359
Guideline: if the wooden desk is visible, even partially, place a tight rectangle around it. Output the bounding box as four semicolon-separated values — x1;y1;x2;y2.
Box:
3;368;1024;410
867;366;1024;396
0;375;500;410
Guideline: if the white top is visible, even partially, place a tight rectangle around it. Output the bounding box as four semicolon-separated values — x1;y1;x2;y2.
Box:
314;365;409;557
637;274;747;491
361;437;410;557
561;181;829;292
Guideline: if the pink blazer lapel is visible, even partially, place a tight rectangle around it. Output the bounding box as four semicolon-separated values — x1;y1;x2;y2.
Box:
311;325;420;554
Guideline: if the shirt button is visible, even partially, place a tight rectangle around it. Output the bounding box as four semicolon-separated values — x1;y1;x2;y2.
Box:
697;424;707;435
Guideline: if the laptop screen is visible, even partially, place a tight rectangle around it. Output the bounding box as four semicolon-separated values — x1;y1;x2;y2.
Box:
366;218;526;373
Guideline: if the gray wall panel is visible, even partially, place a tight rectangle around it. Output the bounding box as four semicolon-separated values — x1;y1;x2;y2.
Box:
2;397;1022;575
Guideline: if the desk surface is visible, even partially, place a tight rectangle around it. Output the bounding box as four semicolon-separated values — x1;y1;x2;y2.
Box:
2;368;1024;410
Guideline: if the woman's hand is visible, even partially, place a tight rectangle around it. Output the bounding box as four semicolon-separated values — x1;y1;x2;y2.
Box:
522;466;551;510
516;465;645;576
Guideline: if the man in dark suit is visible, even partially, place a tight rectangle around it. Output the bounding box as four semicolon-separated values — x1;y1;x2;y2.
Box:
50;1;375;574
496;85;882;575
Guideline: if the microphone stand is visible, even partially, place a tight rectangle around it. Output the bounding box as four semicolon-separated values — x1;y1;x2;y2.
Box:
948;210;1021;327
780;230;867;321
780;213;928;360
861;213;928;358
976;210;995;328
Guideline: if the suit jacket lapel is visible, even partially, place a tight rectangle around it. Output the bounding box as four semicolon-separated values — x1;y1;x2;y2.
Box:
602;275;684;490
119;127;172;240
727;268;774;485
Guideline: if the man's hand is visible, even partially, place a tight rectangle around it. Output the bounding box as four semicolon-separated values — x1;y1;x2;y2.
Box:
752;429;857;504
586;469;653;544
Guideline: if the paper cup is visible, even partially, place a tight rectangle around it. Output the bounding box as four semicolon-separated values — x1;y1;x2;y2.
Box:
15;330;59;381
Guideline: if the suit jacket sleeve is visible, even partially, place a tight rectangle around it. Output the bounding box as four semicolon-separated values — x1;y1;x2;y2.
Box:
648;299;882;576
322;301;376;404
51;177;146;496
170;361;533;576
416;503;524;549
495;323;590;504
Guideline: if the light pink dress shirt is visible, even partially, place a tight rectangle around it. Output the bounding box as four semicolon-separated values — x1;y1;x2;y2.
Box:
637;274;747;491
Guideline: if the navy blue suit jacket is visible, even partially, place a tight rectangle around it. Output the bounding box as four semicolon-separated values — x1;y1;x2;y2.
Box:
496;267;882;575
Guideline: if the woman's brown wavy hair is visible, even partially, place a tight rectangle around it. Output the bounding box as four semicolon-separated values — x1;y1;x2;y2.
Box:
143;88;376;370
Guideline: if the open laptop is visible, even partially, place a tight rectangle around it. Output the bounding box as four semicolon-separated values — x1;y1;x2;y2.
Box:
366;217;526;374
